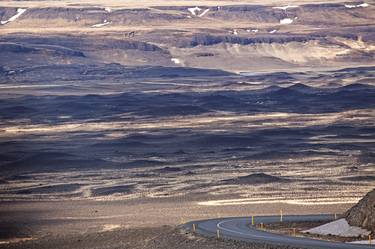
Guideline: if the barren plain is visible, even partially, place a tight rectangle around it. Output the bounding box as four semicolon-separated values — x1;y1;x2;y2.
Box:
0;0;374;248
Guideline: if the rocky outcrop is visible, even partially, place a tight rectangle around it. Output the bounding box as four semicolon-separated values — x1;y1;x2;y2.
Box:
345;189;375;233
223;173;289;185
186;33;312;47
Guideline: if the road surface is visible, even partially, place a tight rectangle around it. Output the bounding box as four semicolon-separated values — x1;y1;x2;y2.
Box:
183;214;374;249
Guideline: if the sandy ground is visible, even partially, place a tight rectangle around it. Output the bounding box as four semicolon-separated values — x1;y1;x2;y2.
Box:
0;198;353;248
1;198;352;229
0;225;305;249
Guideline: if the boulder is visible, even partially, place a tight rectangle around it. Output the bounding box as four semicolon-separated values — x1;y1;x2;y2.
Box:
345;189;375;233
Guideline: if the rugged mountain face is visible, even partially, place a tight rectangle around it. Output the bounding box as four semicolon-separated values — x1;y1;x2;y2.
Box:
346;189;375;233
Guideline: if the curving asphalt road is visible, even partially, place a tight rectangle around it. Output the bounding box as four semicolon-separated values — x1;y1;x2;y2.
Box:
183;214;374;249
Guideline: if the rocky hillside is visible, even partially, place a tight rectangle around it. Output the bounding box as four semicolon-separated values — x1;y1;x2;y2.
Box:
346;189;375;233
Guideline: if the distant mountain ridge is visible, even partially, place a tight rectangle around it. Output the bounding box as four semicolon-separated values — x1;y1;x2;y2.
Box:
1;1;375;72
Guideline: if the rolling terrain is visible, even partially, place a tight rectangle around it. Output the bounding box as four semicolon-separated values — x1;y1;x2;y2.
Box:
1;0;375;72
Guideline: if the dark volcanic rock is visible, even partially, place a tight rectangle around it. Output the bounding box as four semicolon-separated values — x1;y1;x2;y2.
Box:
223;173;289;185
0;42;37;53
155;166;182;173
341;176;375;182
13;184;81;195
1;152;113;173
187;33;311;47
91;185;134;196
345;189;375;233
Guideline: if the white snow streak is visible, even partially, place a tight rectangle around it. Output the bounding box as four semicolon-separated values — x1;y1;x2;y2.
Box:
1;8;27;25
91;20;112;28
188;7;201;16
171;58;181;64
199;9;210;17
188;7;209;17
280;18;294;24
358;3;370;7
345;3;369;8
273;5;299;11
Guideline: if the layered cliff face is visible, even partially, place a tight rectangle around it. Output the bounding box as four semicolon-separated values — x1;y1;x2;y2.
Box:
346;189;375;233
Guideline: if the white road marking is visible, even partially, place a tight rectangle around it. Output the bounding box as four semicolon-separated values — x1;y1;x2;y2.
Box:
216;219;270;239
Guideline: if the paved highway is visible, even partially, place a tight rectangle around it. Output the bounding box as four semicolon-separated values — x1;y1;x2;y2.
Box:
183;214;374;249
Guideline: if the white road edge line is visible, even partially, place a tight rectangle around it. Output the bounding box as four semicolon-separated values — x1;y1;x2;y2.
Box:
216;219;271;240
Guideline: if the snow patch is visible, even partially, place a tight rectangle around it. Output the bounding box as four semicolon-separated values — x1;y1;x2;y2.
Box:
188;7;209;17
104;7;112;13
304;218;371;237
91;20;112;28
280;18;294;24
1;8;27;25
273;5;299;11
188;7;201;16
102;224;121;232
199;8;210;17
247;29;259;33
345;2;369;8
171;58;181;64
358;3;369;7
269;29;277;34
